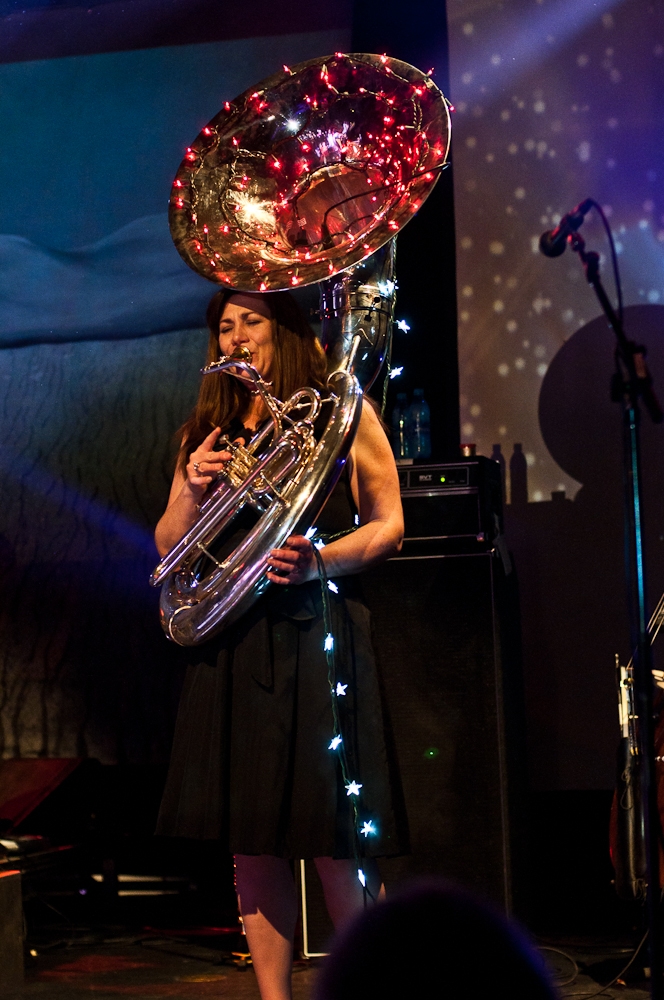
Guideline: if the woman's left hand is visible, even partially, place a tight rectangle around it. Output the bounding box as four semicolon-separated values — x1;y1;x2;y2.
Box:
267;535;318;586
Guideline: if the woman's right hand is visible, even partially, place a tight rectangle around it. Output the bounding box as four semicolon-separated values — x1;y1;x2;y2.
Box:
156;426;236;557
185;427;232;495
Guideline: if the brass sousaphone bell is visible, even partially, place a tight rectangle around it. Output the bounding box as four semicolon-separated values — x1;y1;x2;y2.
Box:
151;52;451;645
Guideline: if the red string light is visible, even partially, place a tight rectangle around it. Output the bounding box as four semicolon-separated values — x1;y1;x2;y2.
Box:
170;52;450;289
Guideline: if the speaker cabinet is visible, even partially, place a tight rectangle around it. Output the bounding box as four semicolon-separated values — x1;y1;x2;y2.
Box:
363;549;526;913
298;549;525;954
0;870;23;994
297;549;526;954
296;546;527;955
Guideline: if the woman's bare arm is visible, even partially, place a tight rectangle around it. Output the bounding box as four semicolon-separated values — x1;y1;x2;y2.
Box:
267;399;403;584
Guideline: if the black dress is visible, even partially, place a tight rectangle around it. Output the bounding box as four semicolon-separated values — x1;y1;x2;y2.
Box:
156;462;406;859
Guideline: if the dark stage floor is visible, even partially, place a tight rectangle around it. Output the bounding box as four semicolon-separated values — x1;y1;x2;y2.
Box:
5;773;658;998
22;939;316;999
14;929;654;999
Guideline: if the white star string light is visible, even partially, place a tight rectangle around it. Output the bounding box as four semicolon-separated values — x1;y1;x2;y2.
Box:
312;526;381;897
378;279;396;297
395;319;411;332
305;527;317;540
389;366;404;379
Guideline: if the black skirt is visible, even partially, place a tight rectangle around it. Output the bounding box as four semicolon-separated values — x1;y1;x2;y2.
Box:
156;576;407;859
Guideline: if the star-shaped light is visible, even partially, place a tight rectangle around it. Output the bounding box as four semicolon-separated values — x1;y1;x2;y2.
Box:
336;682;348;696
324;633;334;652
389;366;404;379
357;869;367;887
361;820;376;837
327;580;339;594
305;526;317;540
345;781;362;796
396;319;411;333
328;735;343;750
377;279;396;297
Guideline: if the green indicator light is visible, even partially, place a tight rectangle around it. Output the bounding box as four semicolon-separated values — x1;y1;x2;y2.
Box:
440;476;446;483
424;747;440;759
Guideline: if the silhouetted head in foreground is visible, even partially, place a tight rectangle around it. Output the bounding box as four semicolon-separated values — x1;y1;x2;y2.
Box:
314;880;558;1000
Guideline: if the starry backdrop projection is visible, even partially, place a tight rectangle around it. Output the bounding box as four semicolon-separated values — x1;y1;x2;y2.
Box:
447;0;664;502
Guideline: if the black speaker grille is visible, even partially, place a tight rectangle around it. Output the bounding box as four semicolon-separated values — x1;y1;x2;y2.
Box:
362;551;525;911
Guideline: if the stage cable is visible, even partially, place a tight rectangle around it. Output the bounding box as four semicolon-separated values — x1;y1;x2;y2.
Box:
591;200;624;324
563;927;649;998
537;946;579;989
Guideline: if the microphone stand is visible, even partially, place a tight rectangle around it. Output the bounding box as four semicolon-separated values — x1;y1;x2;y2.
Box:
569;230;663;997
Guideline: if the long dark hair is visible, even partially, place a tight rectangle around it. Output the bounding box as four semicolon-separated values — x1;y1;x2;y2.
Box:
177;289;327;472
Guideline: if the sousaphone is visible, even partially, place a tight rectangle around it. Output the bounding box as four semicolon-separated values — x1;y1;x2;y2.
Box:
150;52;451;645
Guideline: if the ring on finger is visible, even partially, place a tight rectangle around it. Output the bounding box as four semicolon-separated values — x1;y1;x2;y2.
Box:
193;462;201;473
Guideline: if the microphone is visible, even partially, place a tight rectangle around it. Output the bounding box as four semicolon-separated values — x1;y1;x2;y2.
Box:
539;198;594;258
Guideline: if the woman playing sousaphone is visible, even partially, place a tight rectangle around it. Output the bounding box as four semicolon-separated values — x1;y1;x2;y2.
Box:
155;286;405;1000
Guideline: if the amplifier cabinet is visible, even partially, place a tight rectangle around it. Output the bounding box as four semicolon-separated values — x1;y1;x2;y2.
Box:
363;546;527;915
398;458;503;556
297;492;525;954
0;870;23;993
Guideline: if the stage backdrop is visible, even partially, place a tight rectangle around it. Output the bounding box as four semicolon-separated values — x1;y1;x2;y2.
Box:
448;0;664;503
0;1;353;762
448;0;664;789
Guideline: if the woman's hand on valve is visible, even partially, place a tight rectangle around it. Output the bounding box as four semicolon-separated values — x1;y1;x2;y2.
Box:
186;427;231;496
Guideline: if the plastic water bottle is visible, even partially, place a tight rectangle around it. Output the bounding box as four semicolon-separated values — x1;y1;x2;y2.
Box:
509;442;528;504
391;392;409;459
490;443;506;504
408;388;431;460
